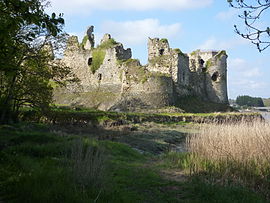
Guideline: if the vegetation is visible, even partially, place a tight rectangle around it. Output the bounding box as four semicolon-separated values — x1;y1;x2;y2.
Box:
89;38;118;73
160;38;168;43
0;0;76;124
215;50;227;59
149;55;171;67
175;96;233;113
81;35;88;47
118;58;140;67
205;60;213;69
190;49;200;56
263;98;270;107
185;120;270;198
0;119;266;202
0;119;265;202
236;95;264;107
119;59;150;83
97;38;118;49
173;48;186;57
90;49;106;74
227;0;270;52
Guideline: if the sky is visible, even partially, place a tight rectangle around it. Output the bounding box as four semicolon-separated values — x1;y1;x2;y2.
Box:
47;0;270;99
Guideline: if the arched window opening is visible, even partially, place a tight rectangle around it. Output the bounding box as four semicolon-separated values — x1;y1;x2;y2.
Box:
211;71;219;81
98;73;102;81
88;58;92;66
199;59;204;66
159;49;164;56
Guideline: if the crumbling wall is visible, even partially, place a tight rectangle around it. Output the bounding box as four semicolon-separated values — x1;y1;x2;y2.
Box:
54;26;229;112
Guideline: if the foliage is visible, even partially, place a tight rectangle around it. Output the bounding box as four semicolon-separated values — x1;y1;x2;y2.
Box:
262;98;270;107
236;95;264;107
227;0;270;52
0;0;76;123
90;48;106;73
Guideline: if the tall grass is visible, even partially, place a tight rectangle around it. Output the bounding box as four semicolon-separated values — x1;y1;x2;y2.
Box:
186;120;270;197
69;139;106;193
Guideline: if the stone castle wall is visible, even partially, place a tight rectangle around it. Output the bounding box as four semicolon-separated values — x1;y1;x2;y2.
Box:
54;26;229;111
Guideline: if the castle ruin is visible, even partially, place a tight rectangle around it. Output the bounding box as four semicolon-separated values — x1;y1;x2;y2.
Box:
54;26;229;111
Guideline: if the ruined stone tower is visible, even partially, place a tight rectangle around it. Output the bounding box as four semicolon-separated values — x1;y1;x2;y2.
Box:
54;26;229;111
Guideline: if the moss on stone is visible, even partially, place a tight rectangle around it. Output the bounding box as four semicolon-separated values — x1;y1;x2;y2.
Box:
205;60;213;69
150;72;171;78
160;38;168;43
118;58;140;67
91;48;106;74
81;35;88;47
190;49;200;56
174;48;187;57
97;38;118;49
216;50;227;59
89;39;118;73
149;55;170;66
126;65;149;84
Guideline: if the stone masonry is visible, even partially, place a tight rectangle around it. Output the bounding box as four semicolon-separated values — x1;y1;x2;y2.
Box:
54;26;229;111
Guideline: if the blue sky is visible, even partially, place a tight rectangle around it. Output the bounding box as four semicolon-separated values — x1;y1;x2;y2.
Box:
48;0;270;99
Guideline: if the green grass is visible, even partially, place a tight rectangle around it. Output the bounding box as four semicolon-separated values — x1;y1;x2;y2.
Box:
0;122;266;202
158;151;266;202
89;38;118;73
174;96;233;113
91;48;106;73
97;38;118;49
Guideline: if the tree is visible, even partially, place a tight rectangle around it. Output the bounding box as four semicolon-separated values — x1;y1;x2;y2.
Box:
236;95;264;107
227;0;270;52
0;0;76;123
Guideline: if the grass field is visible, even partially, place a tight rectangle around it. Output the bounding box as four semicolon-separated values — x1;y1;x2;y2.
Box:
0;119;267;202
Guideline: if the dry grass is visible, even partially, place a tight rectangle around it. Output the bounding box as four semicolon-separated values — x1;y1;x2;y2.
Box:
186;120;270;197
69;139;106;194
188;120;270;164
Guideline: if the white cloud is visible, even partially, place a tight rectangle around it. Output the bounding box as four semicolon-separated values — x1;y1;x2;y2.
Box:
227;57;266;98
228;58;262;78
216;8;238;21
99;19;182;45
49;0;213;14
197;37;248;51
